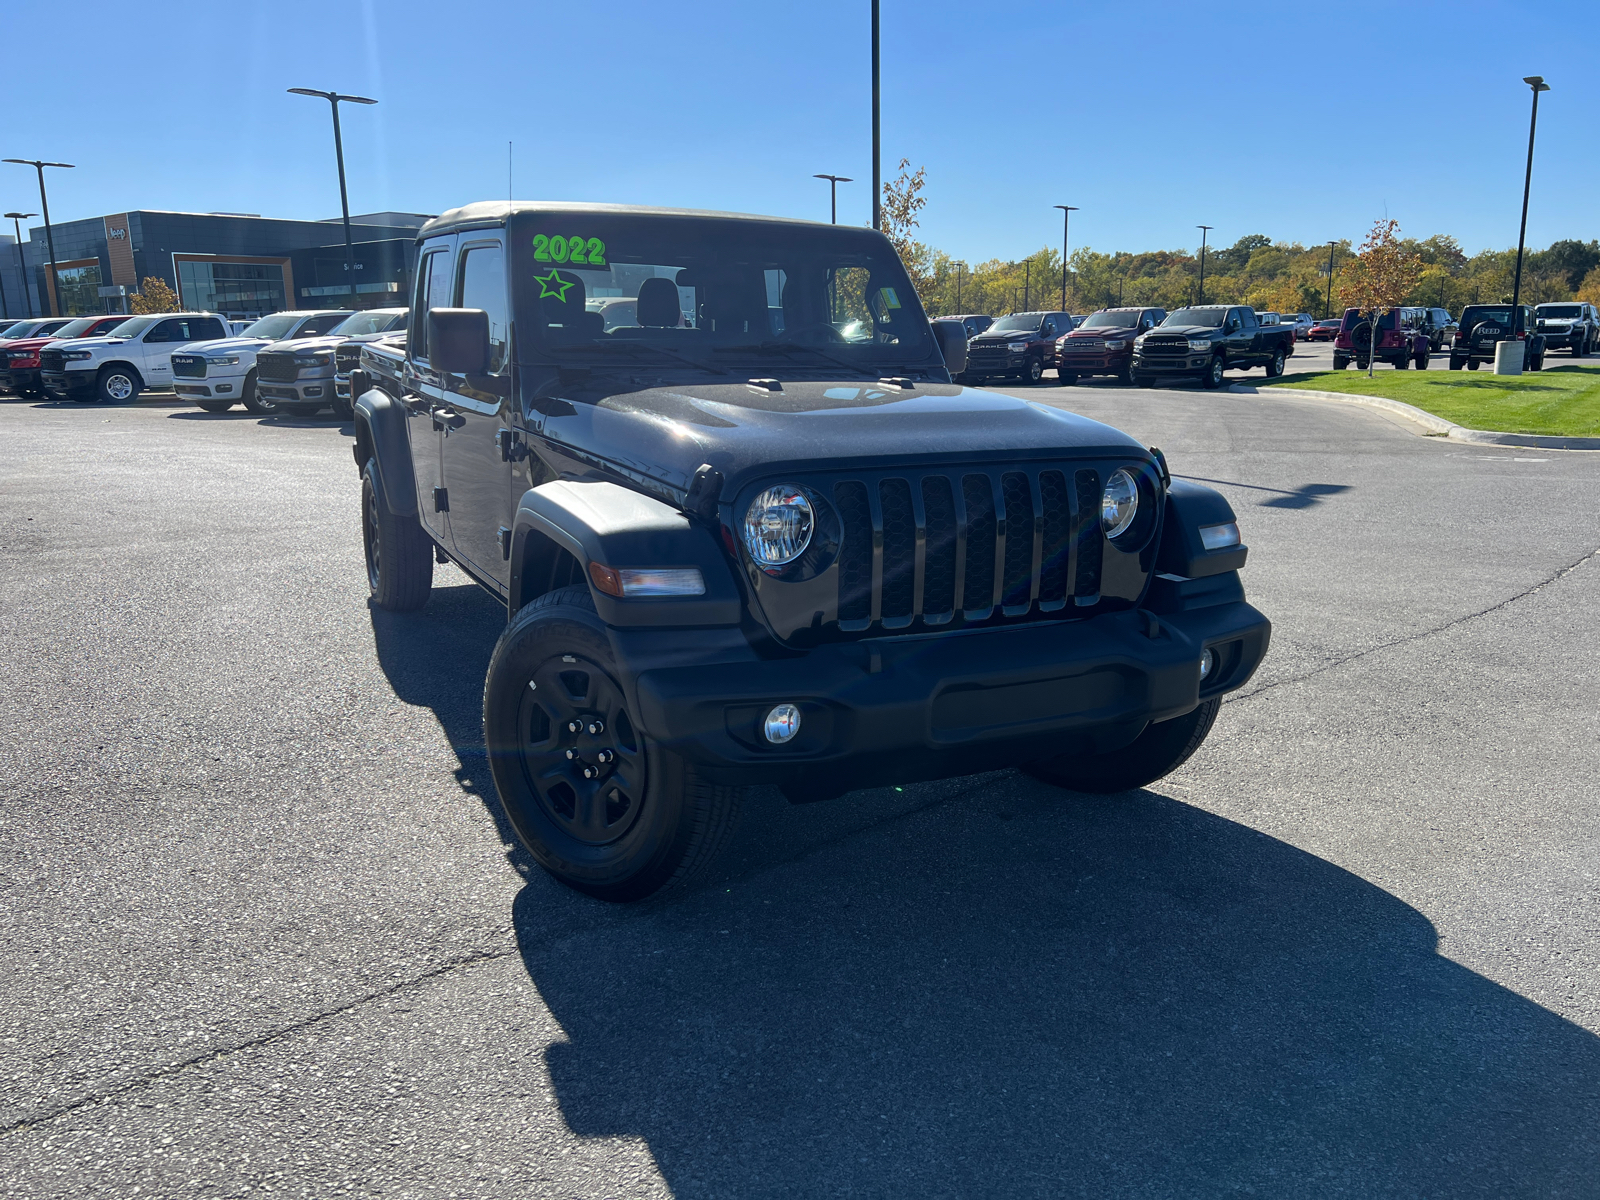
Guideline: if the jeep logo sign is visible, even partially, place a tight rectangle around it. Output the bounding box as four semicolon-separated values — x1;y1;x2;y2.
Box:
108;227;126;240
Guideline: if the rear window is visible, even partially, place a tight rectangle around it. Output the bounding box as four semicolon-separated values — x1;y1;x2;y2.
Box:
1460;306;1518;332
1341;309;1396;331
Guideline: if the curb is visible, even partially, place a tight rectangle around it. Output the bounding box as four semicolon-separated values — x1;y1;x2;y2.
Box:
1230;384;1600;451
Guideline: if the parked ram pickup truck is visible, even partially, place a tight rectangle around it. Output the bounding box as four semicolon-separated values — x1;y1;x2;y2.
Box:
349;201;1270;901
1131;305;1296;388
963;311;1074;385
1055;307;1166;386
4;314;130;396
41;312;230;403
258;307;409;419
172;309;353;413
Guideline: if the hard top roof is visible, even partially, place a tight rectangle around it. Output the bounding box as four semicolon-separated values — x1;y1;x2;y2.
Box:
419;200;850;240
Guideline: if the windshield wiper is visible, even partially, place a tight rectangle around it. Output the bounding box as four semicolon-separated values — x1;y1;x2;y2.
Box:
713;341;880;377
548;341;729;375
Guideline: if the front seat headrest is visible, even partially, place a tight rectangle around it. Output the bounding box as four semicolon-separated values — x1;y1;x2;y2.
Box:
637;277;679;327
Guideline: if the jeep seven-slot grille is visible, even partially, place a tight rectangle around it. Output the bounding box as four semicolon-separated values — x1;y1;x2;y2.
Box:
824;465;1104;632
256;351;299;382
39;350;64;372
171;354;206;379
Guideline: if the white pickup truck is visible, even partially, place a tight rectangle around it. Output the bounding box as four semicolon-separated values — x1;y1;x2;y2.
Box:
170;309;353;414
40;312;229;404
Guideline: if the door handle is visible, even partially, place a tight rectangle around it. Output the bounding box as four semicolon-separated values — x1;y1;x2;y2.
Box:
497;427;528;462
431;406;465;431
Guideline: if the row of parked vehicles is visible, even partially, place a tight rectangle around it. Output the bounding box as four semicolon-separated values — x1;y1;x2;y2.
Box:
0;308;408;416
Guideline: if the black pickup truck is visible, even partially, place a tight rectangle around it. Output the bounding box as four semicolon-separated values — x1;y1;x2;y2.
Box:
1130;305;1296;389
351;202;1270;901
962;310;1074;385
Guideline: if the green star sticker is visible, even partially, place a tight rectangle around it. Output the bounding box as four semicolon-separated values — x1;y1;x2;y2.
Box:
535;269;574;302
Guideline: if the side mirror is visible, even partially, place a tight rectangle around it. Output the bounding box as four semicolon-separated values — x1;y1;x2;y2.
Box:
428;308;490;374
930;319;967;376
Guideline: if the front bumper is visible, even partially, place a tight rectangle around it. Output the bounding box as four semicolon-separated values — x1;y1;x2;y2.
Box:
257;376;333;405
41;369;95;398
1057;351;1132;374
627;592;1270;792
1131;354;1211;375
173;371;245;400
5;367;40;392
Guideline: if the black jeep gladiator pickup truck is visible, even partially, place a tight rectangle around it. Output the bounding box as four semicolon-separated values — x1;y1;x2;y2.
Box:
351;202;1270;901
1131;305;1296;389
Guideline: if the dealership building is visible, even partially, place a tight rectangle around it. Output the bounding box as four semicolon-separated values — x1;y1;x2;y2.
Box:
0;209;431;322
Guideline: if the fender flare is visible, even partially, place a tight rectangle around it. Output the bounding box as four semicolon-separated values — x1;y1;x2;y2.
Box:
1154;480;1248;579
508;479;741;627
353;386;417;516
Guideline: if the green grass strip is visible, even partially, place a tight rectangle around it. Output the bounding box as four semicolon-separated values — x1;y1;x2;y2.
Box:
1263;362;1600;437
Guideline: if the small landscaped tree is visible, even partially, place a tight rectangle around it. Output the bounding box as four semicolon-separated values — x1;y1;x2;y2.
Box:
881;158;931;295
130;277;180;314
1339;220;1422;377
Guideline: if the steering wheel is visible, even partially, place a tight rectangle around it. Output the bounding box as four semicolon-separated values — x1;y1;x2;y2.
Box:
771;321;851;345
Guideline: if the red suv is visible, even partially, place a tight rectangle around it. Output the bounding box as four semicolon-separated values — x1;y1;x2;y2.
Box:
3;314;132;397
1332;307;1430;370
1055;307;1166;385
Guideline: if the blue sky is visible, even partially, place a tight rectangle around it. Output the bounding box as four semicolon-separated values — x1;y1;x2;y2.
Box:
5;0;1595;262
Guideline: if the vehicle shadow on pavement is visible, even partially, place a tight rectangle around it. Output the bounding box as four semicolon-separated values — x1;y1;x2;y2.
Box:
518;781;1600;1197
1176;474;1352;510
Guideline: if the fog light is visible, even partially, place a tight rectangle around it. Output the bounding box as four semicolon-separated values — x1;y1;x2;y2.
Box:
304;386;323;397
216;384;232;393
1199;647;1216;681
764;703;802;744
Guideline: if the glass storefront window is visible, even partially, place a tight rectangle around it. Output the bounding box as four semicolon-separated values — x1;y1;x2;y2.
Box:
177;260;287;318
55;264;103;316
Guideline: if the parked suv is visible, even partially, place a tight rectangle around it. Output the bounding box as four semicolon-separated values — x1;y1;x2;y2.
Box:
171;309;353;413
1450;304;1546;371
1055;307;1166;385
257;308;409;419
4;314;130;396
41;312;229;403
349;201;1269;901
1332;307;1430;371
1131;305;1296;388
1418;307;1458;351
964;311;1074;384
945;313;993;338
1534;302;1597;356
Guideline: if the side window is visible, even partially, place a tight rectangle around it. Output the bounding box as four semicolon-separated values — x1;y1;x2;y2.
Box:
301;313;346;337
192;318;224;340
412;245;454;360
146;319;183;342
457;243;508;373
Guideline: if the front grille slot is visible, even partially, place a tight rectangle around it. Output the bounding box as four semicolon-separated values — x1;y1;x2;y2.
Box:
256;352;299;382
171;355;206;379
815;462;1121;637
1142;339;1187;355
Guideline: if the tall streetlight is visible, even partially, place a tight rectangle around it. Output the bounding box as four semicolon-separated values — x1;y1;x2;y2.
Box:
870;0;881;232
813;174;852;224
1509;76;1550;332
4;213;35;318
1023;258;1031;311
1053;205;1078;313
288;88;377;305
1196;225;1213;306
4;160;73;316
955;262;964;310
1324;240;1338;319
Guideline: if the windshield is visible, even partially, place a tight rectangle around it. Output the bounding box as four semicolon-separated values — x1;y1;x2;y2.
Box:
989;314;1043;332
0;321;31;338
102;316;158;339
1080;311;1141;329
49;318;108;339
241;313;301;340
1538;305;1581;319
507;212;932;373
1163;308;1229;328
330;310;404;337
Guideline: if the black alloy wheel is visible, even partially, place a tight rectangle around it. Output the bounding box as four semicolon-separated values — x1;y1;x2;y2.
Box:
1201;354;1226;389
1116;362;1135;386
1025;358;1044;385
1395;352;1410;370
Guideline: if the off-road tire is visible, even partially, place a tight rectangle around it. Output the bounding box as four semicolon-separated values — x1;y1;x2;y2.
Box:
1056;371;1077;387
196;400;233;413
483;584;742;902
1468;359;1480;370
1200;354;1226;389
1265;348;1285;378
1574;337;1587;358
362;458;432;612
96;366;141;404
1415;347;1430;370
1449;356;1463;370
1333;352;1349;370
1395;353;1410;369
241;370;275;415
1022;697;1221;795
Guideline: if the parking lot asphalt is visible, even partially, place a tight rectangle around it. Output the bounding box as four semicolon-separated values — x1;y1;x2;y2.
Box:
2;387;1598;1198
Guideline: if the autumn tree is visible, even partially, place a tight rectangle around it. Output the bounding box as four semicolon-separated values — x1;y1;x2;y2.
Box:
1577;267;1600;305
881;158;930;294
130;276;181;314
1338;219;1421;376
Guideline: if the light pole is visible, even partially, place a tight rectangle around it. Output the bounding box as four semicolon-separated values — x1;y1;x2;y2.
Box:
288;87;377;306
1196;225;1213;307
1024;258;1031;311
1509;76;1550;334
870;0;881;232
1053;205;1077;313
4;160;73;316
4;213;35;318
813;174;852;224
1325;240;1337;319
956;263;964;311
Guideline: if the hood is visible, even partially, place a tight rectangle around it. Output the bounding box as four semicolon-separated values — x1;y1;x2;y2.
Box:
2;335;69;352
535;376;1145;498
258;337;336;354
1065;325;1138;339
48;336;127;352
971;328;1040;343
180;337;275;355
1144;325;1218;338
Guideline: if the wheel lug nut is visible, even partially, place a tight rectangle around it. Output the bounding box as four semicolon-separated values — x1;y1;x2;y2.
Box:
582;765;599;779
566;720;582;734
596;749;614;764
586;719;605;735
564;749;579;761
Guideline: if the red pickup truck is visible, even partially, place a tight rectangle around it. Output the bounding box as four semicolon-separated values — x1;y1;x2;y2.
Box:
3;314;132;396
1055;307;1166;385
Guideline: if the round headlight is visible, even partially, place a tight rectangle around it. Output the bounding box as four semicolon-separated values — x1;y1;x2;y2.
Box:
743;485;814;567
1101;469;1139;539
